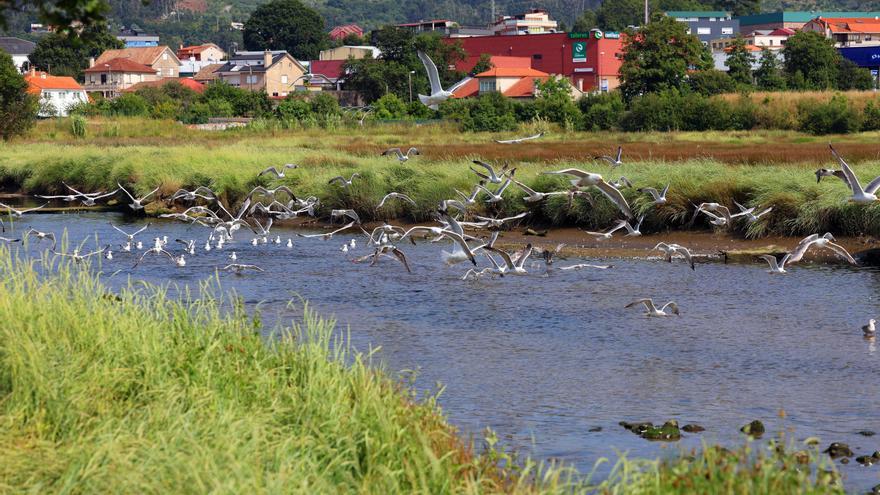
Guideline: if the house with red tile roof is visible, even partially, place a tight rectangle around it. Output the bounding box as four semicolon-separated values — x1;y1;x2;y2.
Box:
308;60;345;90
83;57;159;98
95;46;182;78
24;69;87;116
176;43;225;62
452;56;574;99
803;17;880;47
329;24;363;41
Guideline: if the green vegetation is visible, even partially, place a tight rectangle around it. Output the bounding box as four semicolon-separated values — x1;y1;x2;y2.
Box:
28;23;123;80
0;49;37;140
0;247;846;492
242;0;327;60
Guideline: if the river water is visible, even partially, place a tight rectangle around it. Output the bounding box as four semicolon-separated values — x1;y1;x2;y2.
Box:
11;211;880;491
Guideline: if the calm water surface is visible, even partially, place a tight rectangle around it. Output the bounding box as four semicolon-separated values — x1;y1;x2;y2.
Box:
13;212;880;491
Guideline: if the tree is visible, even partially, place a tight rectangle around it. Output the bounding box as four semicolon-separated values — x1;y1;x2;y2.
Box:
0;50;38;140
471;53;493;75
754;47;785;90
619;15;705;100
689;69;736;95
573;0;710;32
29;23;123;80
725;36;754;86
714;0;760;17
0;0;107;32
837;58;875;91
783;31;839;90
243;0;327;60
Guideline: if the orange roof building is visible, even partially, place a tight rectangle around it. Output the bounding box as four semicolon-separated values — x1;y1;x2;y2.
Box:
803;17;880;46
452;56;561;99
83;57;163;98
94;46;181;78
176;43;225;62
24;70;87;117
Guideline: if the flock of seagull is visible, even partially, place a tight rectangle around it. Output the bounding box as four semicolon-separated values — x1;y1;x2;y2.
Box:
0;141;875;331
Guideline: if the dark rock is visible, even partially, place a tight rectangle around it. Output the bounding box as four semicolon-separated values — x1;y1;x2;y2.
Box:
641;420;681;441
871;483;880;494
523;228;547;237
740;420;765;437
682;424;705;433
858;430;876;437
872;451;880;460
620;421;653;435
823;442;854;458
588;426;602;432
840;457;850;464
856;455;875;466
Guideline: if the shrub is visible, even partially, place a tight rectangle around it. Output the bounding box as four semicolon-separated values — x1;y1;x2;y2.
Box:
406;101;434;119
798;94;861;135
70;115;86;138
680;96;732;131
579;92;625;131
276;96;312;121
727;94;759;130
109;93;149;117
310;93;340;116
466;92;517;132
862;100;880;131
621;90;683;131
688;70;737;96
372;93;407;120
837;59;875;91
534;77;581;126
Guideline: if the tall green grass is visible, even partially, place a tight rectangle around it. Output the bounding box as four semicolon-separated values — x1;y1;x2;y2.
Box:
0;249;845;493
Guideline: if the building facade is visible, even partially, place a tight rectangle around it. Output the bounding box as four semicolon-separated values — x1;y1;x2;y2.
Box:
318;45;380;60
803;17;880;47
24;70;87;116
447;32;623;93
116;28;159;47
216;50;308;97
177;43;226;62
738;11;880;33
491;9;558;35
83;58;159;98
665;11;738;44
95;46;182;78
0;37;35;72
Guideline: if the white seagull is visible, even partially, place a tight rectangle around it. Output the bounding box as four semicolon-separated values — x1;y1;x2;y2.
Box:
470;160;508;184
259;164;298;179
495;132;544;144
377;192;417;209
542;168;633;218
382;147;420;162
0;201;48;217
758;253;792;274
828;145;880;204
118;183;160;211
328;173;361;188
626;298;680;317
595;146;623;168
652;242;695;270
509;178;569;203
416;50;469;110
638;185;669;205
583;220;628;241
787;232;857;265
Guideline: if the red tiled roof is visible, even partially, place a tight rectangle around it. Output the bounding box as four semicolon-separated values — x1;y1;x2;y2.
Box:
813;17;880;34
193;63;223;81
329;24;362;40
768;27;795;36
24;71;84;92
452;78;478;98
309;60;345;80
95;46;177;66
84;57;156;73
475;66;549;77
124;78;205;93
502;76;548;97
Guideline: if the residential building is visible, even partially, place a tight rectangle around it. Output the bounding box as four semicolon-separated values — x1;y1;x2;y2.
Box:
319;45;380;60
0;37;35;72
802;17;880;47
193;63;224;83
308;60;345;90
24;69;87;116
709;28;794;51
125;78;206;94
665;11;738;44
738;11;880;33
447;32;623;93
116;27;159;47
215;50;308;97
395;19;457;34
95;46;182;78
452;56;555;99
329;24;363;41
83;58;159;98
177;43;226;62
491;9;558;35
447;26;495;38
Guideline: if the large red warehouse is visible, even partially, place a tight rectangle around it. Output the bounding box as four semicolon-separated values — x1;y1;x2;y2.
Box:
445;32;623;93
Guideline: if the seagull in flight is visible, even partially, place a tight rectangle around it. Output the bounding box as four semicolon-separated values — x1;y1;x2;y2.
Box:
653;242;695;270
331;209;361;224
509;178;569;203
170;186;215;202
0;201;48;217
733;201;772;223
787;232;857;265
475;178;512;203
626;298;680;317
495;132;544;144
595;146;623;168
638;185;669;205
24;228;56;249
483;243;533;275
118;183;160;211
416;50;470;110
758;253;792;274
53;245;108;264
609;176;633;189
382;147;420;162
223;263;265;275
296;221;358;241
377;192;417;209
542;168;633;218
110;222;150;244
470;160;509;184
828;145;880;204
259;164;298;178
472;212;529;230
328;173;361;188
583;220;628;241
59;183;119;206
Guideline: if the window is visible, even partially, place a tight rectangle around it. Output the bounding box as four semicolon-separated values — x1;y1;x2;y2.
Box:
709;17;716;21
721;27;733;35
162;52;168;60
532;54;543;60
697;27;711;35
479;79;495;93
281;74;288;84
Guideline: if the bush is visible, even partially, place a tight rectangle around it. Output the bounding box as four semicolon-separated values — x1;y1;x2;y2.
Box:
688;70;737;96
70;115;86;138
837;59;875;91
109;93;149;117
862;100;880;131
276;96;312;121
372;93;407;120
466;92;517;132
310;93;340;116
579;92;625;131
680;96;732;131
798;94;861;135
534;77;581;127
621;90;683;131
728;94;759;130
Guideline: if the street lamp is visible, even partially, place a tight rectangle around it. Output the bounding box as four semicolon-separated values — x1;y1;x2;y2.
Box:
408;70;415;103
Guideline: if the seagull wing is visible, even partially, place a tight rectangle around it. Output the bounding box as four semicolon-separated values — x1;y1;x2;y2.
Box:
117;183;137;202
417;50;443;94
864;175;880;195
825;241;858;265
510;178;538;196
830;145;864;194
447;77;472;93
542;168;590;179
595;180;633;218
391;248;412;273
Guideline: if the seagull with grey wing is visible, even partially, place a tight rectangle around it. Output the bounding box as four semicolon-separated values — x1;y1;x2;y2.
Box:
417;50;470;110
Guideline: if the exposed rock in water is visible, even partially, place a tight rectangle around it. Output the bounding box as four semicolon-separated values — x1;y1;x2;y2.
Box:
740;420;765;437
682;424;705;433
823;442;854;459
855;248;880;266
641;420;681;441
856;455;876;466
840;457;850;464
588;426;602;432
619;421;653;435
858;430;876;437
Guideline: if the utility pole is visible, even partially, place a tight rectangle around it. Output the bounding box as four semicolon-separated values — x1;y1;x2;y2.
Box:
644;0;649;25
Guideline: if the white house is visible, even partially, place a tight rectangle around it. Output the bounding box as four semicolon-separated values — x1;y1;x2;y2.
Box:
24;70;88;117
0;37;36;72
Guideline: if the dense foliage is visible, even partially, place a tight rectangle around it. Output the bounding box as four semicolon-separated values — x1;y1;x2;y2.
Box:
242;0;327;60
28;23;123;80
0;49;37;140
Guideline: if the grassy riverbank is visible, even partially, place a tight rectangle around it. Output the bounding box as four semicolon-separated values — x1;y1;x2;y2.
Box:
0;249;843;493
3;117;880;237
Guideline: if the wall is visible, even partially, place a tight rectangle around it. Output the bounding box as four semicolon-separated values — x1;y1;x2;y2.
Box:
265;57;306;97
39;90;88;116
151;48;181;78
319;46;373;60
674;18;739;43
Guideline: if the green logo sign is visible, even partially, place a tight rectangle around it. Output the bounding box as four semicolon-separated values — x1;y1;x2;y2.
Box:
572;41;587;62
